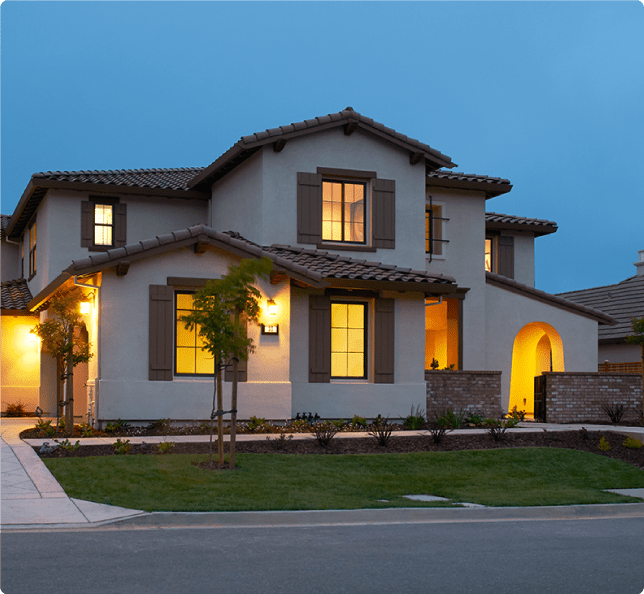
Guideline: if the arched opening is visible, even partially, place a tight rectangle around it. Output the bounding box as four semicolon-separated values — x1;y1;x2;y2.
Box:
509;322;564;416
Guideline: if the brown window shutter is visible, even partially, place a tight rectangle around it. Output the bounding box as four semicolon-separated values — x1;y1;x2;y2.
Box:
225;320;248;383
149;285;174;381
372;178;395;249
114;203;127;248
297;172;322;244
374;298;395;383
309;295;331;383
81;201;93;247
497;236;514;279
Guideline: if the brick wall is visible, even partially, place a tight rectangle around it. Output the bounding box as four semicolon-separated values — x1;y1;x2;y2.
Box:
542;372;643;424
425;370;503;419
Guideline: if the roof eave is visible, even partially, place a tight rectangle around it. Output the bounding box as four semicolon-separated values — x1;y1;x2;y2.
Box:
426;177;513;198
485;221;558;236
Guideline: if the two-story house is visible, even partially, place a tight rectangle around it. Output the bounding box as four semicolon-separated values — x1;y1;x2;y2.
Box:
1;107;614;424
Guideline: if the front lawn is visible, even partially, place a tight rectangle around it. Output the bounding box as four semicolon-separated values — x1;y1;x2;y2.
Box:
43;448;644;512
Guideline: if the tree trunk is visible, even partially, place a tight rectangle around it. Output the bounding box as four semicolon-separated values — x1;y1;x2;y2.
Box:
230;308;240;470
217;357;224;466
56;359;63;431
209;359;218;469
65;324;74;437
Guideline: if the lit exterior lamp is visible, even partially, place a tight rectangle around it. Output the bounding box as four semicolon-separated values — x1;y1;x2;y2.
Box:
79;293;94;315
267;299;278;316
262;299;279;335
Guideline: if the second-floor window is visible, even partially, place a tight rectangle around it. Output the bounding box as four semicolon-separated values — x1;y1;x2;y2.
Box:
28;220;37;278
485;237;494;272
94;204;114;246
322;181;365;243
81;198;126;251
426;204;447;256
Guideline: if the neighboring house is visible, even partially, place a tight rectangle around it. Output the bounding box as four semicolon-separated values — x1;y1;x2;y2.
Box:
558;250;644;371
0;107;614;423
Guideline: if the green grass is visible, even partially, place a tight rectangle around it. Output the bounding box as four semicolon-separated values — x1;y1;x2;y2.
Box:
43;448;644;512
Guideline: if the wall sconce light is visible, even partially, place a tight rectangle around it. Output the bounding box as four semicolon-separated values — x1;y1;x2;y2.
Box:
267;299;277;316
80;293;94;315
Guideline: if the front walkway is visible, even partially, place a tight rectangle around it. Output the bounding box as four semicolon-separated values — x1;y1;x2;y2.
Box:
2;418;644;530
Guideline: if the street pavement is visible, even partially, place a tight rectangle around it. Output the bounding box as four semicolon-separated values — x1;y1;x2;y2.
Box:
2;417;644;531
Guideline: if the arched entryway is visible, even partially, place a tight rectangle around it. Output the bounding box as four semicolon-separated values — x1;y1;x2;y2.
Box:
509;322;564;416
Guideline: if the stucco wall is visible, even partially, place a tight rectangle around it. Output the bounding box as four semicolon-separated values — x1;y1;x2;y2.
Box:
599;343;642;365
485;282;599;412
510;232;535;287
25;189;208;295
1;239;20;281
211;127;428;270
96;245;292;422
289;287;427;419
1;314;40;412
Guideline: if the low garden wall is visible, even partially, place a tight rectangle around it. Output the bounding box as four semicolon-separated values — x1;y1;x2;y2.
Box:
540;372;642;424
425;370;503;419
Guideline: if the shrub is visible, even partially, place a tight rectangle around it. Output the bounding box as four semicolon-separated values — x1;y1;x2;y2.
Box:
622;436;643;449
331;419;345;429
149;419;172;433
247;416;269;433
266;433;293;450
368;415;393;447
506;406;526;422
35;419;55;436
287;419;310;433
483;418;518;441
79;423;97;438
437;408;467;430
4;402;28;417
598;436;611;451
113;438;131;455
426;418;449;444
579;427;590;440
57;439;80;451
350;415;367;430
105;419;130;434
312;421;338;446
158;441;175;454
602;402;627;424
403;405;426;430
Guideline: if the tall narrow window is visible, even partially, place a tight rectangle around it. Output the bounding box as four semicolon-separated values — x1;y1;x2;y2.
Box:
485;237;494;272
331;302;366;378
322;181;365;243
28;220;37;278
175;293;214;376
94;204;113;246
425;204;447;256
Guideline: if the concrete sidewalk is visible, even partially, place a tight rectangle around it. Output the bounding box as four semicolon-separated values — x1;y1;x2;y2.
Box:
2;417;644;531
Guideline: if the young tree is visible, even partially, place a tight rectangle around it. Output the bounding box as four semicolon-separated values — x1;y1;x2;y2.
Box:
181;257;273;468
32;290;92;435
626;316;644;409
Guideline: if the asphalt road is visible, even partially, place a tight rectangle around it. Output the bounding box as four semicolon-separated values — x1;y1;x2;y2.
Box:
3;517;644;594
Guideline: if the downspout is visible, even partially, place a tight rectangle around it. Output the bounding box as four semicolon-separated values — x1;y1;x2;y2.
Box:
74;276;101;427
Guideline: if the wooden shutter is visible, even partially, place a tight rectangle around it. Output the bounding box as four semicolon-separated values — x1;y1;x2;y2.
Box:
372;178;395;249
114;203;127;248
297;172;322;244
81;201;93;247
374;298;395;383
309;295;331;383
225;319;248;383
149;285;174;381
497;236;515;279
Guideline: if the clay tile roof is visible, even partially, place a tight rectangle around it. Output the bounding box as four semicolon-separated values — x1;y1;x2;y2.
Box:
1;278;33;310
558;274;644;343
31;167;205;191
486;272;616;325
427;170;513;198
261;242;455;285
429;171;510;185
485;212;558;236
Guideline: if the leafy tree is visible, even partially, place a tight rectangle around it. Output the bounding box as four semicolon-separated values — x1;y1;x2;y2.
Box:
32;290;92;435
626;316;644;408
181;258;273;468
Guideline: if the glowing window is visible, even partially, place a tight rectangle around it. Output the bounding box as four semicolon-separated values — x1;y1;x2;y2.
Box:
322;181;365;243
94;204;114;246
331;302;366;378
28;220;37;277
485;238;494;272
175;293;214;376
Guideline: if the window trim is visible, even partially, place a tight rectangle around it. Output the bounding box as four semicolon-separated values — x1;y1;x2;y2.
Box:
83;196;125;252
485;235;497;273
330;300;368;380
425;199;448;259
321;179;368;246
27;219;37;280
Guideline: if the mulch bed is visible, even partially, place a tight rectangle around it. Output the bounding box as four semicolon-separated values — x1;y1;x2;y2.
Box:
33;429;644;469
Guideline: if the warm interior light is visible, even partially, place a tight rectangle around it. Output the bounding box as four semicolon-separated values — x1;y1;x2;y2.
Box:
80;301;91;315
267;299;277;316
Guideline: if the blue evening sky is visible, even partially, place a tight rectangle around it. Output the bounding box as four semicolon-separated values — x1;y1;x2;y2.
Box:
1;1;642;294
